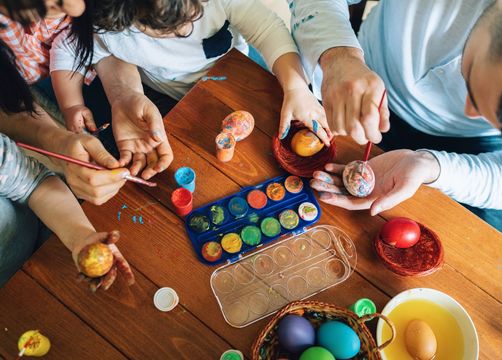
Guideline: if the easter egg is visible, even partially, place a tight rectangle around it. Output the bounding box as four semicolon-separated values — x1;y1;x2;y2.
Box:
404;320;437;360
277;315;316;353
342;160;375;197
318;321;361;359
77;243;113;278
291;129;324;157
299;347;335;360
221;110;255;141
18;330;51;357
380;217;421;248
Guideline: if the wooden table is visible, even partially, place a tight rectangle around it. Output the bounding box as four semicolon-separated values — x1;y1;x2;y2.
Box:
1;50;501;360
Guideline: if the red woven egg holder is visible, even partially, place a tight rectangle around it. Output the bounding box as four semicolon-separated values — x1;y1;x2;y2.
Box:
374;223;444;277
272;121;336;177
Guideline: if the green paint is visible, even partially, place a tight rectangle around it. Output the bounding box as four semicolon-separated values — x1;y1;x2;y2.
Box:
189;215;210;233
260;217;281;237
240;225;262;246
210;205;225;225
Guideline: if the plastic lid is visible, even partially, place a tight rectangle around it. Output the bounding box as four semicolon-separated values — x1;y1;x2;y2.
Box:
153;287;179;312
210;225;357;328
349;298;376;317
220;350;244;360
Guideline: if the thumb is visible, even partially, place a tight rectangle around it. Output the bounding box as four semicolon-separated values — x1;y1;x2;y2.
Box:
370;178;420;216
83;137;120;169
279;110;292;140
82;108;97;132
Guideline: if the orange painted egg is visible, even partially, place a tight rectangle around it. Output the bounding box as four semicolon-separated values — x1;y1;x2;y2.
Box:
221;110;255;142
77;243;113;278
291;129;324;157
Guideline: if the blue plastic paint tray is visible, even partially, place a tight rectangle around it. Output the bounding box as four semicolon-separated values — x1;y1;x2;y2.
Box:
185;175;321;265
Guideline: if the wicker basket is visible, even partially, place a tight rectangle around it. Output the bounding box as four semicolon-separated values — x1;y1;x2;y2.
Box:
251;300;395;360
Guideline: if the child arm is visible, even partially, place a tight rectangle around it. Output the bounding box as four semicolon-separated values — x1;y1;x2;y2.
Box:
223;0;331;144
50;29;97;133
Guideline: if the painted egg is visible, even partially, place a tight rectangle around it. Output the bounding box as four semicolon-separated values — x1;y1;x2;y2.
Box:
277;315;316;353
18;330;51;357
291;129;324;157
221;110;255;142
299;347;335;360
201;241;222;262
404;320;437;360
77;243;113;278
342;160;375;197
318;321;361;359
380;217;421;248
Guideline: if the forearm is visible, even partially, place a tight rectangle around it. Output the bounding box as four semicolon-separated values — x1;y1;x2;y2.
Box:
320;47;365;74
28;176;95;252
95;56;143;105
51;70;85;110
273;53;309;91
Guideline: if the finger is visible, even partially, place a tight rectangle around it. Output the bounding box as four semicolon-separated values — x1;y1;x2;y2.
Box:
118;149;133;168
346;99;367;145
109;243;135;285
75;166;130;187
104;230;120;245
310;179;346;194
82;108;97;132
313;170;343;187
310;117;331;147
379;92;390;133
82;136;120;169
324;163;345;175
318;191;372;210
143;138;174;179
279;110;292;139
333;100;347;136
101;265;118;291
130;152;147;176
370;179;420;216
143;101;166;143
360;91;384;143
89;278;102;292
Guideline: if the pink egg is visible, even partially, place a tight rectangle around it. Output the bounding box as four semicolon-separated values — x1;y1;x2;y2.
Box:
221;110;255;142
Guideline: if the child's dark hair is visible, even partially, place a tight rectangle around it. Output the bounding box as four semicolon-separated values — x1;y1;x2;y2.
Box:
0;0;46;25
70;0;206;75
0;40;35;113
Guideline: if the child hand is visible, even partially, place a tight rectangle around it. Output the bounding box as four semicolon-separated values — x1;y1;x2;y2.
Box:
63;105;98;134
72;230;135;292
279;87;332;146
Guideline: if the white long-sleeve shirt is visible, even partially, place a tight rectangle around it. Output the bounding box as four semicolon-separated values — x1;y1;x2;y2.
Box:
290;0;502;209
51;0;298;100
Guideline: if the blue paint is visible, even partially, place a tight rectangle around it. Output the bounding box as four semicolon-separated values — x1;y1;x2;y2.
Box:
280;124;290;140
175;167;196;193
117;211;121;221
312;119;319;133
139;216;144;224
121;204;128;209
132;215;137;224
201;76;227;81
292;13;317;34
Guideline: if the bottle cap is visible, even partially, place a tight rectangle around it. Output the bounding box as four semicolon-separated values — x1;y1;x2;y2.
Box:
349;298;376;317
220;349;244;360
153;287;179;312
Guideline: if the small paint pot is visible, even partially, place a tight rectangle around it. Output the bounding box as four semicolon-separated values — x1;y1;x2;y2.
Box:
221;233;243;253
261;217;281;237
266;182;286;201
349;298;377;317
216;132;236;162
279;209;300;230
202;241;223;262
228;197;249;218
210;205;226;225
174;167;196;193
247;189;268;209
153;287;179;312
171;188;193;217
241;225;262;246
285;175;304;194
189;214;210;233
298;202;319;222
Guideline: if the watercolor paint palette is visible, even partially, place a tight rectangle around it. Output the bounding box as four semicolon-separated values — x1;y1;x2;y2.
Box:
185;175;321;265
210;225;357;327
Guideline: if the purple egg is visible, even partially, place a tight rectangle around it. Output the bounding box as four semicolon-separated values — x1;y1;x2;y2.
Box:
277;315;316;353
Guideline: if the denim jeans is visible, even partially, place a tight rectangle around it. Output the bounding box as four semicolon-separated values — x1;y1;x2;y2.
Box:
380;111;502;232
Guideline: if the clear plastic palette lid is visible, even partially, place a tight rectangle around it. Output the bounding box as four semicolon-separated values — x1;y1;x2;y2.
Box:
210;225;357;328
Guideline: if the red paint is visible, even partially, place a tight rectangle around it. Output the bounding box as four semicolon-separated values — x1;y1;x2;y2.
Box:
247;189;268;209
380;217;421;248
171;188;193;217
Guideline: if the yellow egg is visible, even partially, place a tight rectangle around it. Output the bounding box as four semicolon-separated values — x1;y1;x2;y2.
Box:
18;330;51;357
291;129;324;157
404;320;437;360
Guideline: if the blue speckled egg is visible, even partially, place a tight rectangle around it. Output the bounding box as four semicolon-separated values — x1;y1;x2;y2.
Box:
317;321;361;359
277;315;316;354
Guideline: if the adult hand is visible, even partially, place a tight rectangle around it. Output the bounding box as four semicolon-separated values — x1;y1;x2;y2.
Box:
58;133;130;205
62;104;97;133
72;230;135;292
111;92;174;179
310;150;440;215
319;47;390;145
279;86;332;146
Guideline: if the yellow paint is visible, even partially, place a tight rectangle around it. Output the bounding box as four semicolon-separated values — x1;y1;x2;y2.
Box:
18;330;51;357
382;300;464;360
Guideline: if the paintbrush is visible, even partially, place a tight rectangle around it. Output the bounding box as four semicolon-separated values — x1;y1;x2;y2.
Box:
17;142;157;187
91;122;110;136
363;89;387;162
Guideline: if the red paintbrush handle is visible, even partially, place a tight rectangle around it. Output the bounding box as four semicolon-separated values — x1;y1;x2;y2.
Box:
363;89;387;162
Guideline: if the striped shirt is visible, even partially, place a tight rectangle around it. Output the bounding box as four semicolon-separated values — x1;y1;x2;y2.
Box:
0;14;94;84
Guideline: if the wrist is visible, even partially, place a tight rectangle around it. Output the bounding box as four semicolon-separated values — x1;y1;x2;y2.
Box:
65;225;96;254
414;150;441;184
319;47;365;73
